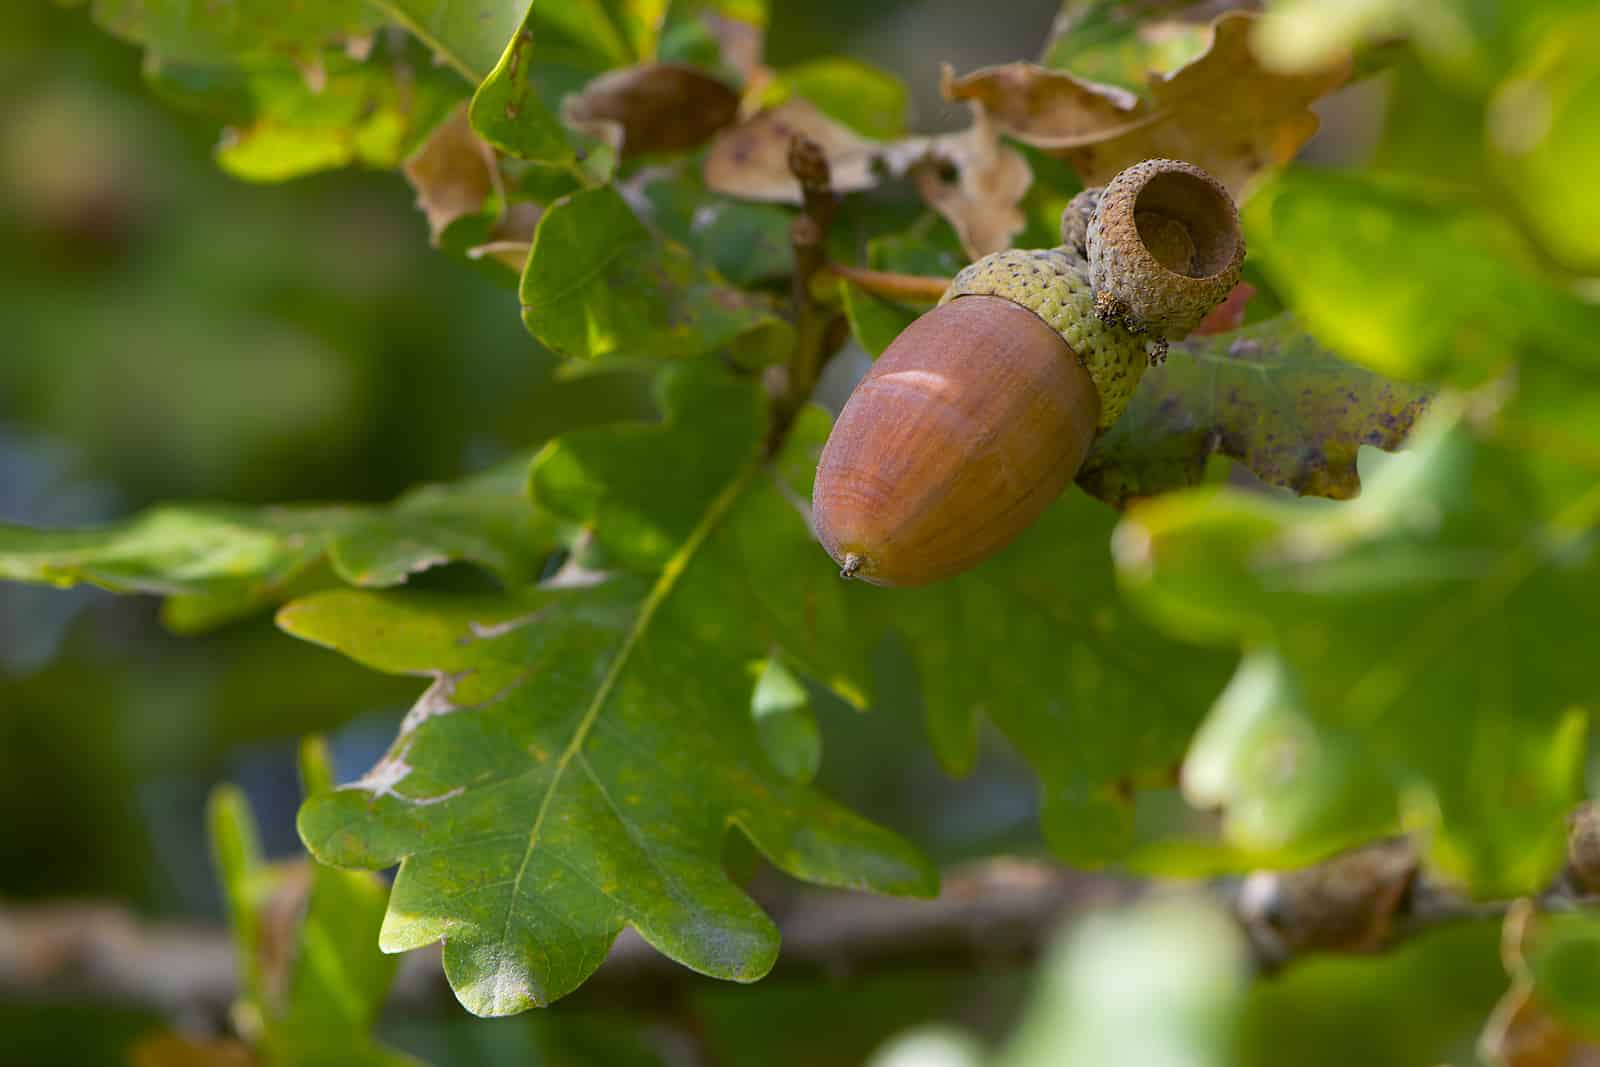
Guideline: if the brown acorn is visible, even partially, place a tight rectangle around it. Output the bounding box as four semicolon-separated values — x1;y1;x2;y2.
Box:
813;159;1243;587
813;294;1100;587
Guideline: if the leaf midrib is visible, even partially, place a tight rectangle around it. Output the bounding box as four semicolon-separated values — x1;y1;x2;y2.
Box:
494;463;759;966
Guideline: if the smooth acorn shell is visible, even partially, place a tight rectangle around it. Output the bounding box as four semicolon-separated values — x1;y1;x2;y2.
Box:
813;294;1101;587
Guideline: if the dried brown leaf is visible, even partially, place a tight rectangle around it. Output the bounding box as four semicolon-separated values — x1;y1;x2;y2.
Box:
912;108;1032;258
947;11;1350;195
467;199;543;272
563;63;739;159
401;104;500;245
703;98;881;201
941;60;1141;147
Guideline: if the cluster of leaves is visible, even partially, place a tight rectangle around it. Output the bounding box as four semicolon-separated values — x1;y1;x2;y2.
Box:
6;0;1600;1061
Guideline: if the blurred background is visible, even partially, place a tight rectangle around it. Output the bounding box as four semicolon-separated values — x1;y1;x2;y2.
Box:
0;2;1072;1063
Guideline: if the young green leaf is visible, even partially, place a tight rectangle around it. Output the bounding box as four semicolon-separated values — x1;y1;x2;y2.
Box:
209;751;418;1066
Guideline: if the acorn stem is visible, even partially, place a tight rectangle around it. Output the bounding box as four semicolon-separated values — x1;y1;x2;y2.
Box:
827;264;951;304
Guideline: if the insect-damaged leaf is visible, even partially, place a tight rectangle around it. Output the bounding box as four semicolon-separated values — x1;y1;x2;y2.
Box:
1077;316;1431;508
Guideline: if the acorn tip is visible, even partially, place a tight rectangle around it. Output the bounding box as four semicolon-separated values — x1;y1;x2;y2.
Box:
840;553;863;580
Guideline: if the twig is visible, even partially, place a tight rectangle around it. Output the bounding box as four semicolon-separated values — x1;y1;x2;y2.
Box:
767;135;843;456
6;847;1581;1021
825;263;951;305
0;861;1128;1019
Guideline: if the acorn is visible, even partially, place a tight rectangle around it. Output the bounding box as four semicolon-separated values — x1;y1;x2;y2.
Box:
813;158;1242;587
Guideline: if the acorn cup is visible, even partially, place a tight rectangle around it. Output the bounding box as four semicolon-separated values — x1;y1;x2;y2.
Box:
1087;159;1246;343
813;158;1244;588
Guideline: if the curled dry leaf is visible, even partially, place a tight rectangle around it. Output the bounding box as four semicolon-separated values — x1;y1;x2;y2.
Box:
945;11;1350;195
563;62;740;158
704;98;881;201
912;107;1032;258
705;99;1031;258
401;104;501;245
467;199;544;271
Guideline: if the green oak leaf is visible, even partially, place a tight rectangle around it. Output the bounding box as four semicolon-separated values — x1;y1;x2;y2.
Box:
1115;406;1598;895
465;0;675;167
210;740;418;1067
520;185;791;363
1077;316;1432;507
92;0;379;65
467;10;575;166
640;171;794;287
285;364;935;1015
0;457;561;633
370;0;526;82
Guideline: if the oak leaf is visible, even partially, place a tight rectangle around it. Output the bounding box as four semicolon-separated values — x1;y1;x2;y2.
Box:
945;11;1350;195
